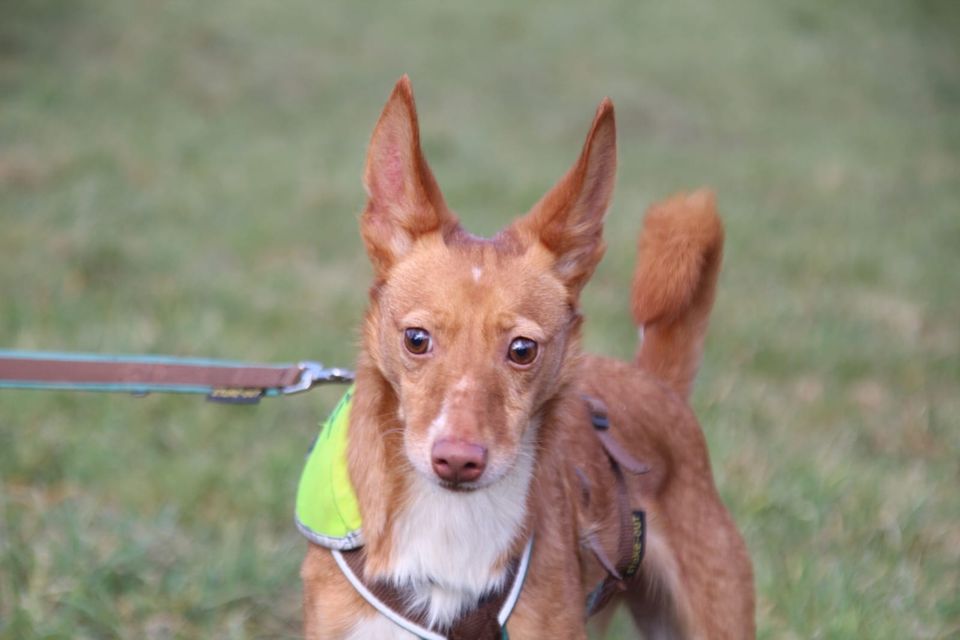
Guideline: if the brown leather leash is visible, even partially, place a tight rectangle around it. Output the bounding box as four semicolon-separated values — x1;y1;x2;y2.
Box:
0;351;353;402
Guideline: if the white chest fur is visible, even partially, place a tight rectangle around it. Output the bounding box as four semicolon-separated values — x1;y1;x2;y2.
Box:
383;438;535;630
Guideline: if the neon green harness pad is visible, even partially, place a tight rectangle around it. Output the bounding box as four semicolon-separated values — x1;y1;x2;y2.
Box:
295;385;364;550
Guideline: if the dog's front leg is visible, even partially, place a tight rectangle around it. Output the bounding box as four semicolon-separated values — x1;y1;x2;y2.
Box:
302;544;375;639
504;573;591;640
507;614;589;640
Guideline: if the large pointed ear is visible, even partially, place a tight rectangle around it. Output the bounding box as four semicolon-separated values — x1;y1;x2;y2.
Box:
511;99;616;296
361;75;457;278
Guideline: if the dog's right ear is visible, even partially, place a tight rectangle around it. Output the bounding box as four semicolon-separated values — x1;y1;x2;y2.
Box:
361;76;456;278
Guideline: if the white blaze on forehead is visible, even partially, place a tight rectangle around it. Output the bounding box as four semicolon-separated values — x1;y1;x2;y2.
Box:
472;266;482;282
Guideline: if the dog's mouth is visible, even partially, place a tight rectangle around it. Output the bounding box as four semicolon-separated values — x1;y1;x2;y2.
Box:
425;463;499;492
436;479;481;493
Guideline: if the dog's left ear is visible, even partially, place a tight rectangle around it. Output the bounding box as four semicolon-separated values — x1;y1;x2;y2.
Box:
511;99;616;296
361;75;457;278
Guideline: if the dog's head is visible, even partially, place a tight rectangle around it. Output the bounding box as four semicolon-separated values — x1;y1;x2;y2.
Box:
360;76;616;491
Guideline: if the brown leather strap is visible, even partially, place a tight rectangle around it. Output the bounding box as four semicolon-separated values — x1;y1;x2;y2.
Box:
0;356;301;390
581;395;648;616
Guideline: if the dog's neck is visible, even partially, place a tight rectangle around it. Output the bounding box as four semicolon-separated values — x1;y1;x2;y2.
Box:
346;363;537;628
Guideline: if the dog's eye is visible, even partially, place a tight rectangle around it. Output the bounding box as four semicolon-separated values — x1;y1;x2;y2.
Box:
403;328;432;355
507;337;538;366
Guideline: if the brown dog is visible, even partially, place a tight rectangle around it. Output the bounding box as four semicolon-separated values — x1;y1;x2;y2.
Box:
301;76;754;639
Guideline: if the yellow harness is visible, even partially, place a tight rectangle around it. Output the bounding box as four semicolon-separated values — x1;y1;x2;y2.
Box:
294;386;363;550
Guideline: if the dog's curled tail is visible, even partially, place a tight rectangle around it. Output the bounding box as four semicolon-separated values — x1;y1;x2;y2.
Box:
631;189;724;399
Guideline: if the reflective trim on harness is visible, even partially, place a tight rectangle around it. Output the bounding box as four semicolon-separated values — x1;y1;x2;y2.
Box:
497;535;533;628
332;537;534;640
295;516;364;551
331;549;447;640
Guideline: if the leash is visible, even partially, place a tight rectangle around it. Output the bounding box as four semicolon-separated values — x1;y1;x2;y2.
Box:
0;350;354;403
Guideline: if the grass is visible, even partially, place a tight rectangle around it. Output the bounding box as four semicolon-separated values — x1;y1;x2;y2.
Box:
1;0;958;637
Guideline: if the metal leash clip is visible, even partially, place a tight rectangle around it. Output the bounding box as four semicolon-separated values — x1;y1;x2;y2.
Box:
281;361;355;395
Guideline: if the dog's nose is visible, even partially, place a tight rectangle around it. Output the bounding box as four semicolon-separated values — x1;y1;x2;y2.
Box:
431;439;487;484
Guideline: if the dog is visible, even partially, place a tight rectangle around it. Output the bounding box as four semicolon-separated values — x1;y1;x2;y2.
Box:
300;76;755;639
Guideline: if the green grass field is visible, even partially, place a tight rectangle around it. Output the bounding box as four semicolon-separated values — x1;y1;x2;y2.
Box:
2;0;958;637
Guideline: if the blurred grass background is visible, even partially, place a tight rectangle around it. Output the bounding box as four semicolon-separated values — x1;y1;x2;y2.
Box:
1;0;958;638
